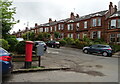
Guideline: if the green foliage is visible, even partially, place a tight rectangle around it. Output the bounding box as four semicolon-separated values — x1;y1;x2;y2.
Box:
64;37;75;45
74;39;88;49
54;32;60;39
111;44;120;52
36;32;51;41
0;39;9;50
6;38;18;51
0;0;18;39
15;41;25;54
22;32;35;41
58;39;67;46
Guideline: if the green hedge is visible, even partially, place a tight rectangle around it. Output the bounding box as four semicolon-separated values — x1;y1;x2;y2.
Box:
59;39;67;46
15;41;25;54
6;38;18;51
0;39;9;50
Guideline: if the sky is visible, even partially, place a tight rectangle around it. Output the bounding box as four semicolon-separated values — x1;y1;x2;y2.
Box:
10;0;120;33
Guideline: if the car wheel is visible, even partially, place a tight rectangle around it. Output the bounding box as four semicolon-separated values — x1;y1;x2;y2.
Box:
83;49;88;54
102;52;108;57
51;45;54;48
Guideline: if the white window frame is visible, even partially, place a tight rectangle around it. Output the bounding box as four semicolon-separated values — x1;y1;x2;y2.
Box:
58;24;61;30
84;21;87;28
54;26;57;31
76;23;80;30
110;19;116;29
97;31;101;39
98;18;101;26
50;27;52;32
68;24;73;30
77;34;80;39
92;19;97;27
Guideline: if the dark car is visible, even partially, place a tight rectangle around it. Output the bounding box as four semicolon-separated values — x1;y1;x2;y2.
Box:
33;41;47;51
83;44;113;57
0;47;13;76
46;41;60;48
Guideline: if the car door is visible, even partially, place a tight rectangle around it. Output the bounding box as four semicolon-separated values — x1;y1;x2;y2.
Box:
89;45;98;53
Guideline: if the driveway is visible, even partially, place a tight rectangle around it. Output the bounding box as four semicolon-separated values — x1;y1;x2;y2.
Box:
3;47;119;82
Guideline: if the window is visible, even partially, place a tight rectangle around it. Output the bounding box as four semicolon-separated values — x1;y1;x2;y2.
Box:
61;24;64;30
68;24;73;30
97;18;101;26
46;27;49;32
117;34;120;43
76;23;80;31
54;26;57;31
68;34;73;38
83;33;87;38
118;19;120;28
92;31;97;39
50;27;52;32
58;24;64;30
84;21;87;28
110;34;116;42
61;33;64;38
97;31;101;39
92;19;97;27
110;20;116;29
77;34;80;39
39;28;43;32
58;24;61;30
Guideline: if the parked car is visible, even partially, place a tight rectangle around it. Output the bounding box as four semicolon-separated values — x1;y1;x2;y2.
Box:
33;41;47;51
0;47;13;76
46;41;60;48
83;44;113;57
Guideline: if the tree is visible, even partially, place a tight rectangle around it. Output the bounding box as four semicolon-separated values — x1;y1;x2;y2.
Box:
0;0;18;39
36;32;51;41
54;32;60;39
22;32;35;41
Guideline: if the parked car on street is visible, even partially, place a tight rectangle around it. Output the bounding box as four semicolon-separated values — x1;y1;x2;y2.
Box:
33;41;47;51
0;47;13;76
83;44;113;57
46;41;60;48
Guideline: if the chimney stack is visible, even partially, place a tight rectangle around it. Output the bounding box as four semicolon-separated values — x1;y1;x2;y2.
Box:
49;18;52;23
35;23;38;27
70;12;75;19
76;14;79;18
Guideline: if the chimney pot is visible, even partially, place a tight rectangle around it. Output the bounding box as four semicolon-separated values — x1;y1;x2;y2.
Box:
35;23;38;27
49;18;52;23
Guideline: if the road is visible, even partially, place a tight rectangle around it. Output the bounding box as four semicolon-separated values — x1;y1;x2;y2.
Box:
3;47;119;82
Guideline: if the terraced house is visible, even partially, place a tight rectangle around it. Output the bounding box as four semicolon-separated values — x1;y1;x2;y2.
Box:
13;2;120;44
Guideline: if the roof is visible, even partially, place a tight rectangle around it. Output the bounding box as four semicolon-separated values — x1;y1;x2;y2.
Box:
74;10;108;22
110;11;120;18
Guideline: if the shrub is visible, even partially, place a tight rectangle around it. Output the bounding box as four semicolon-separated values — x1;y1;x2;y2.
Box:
111;44;120;52
15;41;25;54
0;39;9;50
59;39;67;46
6;38;18;51
64;38;75;45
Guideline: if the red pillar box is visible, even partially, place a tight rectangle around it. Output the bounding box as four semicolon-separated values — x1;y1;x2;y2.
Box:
24;41;34;68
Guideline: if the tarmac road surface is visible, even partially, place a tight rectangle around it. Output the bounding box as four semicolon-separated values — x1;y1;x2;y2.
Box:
3;47;119;82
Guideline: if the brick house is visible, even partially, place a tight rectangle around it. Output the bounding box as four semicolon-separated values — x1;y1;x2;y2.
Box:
13;2;120;44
